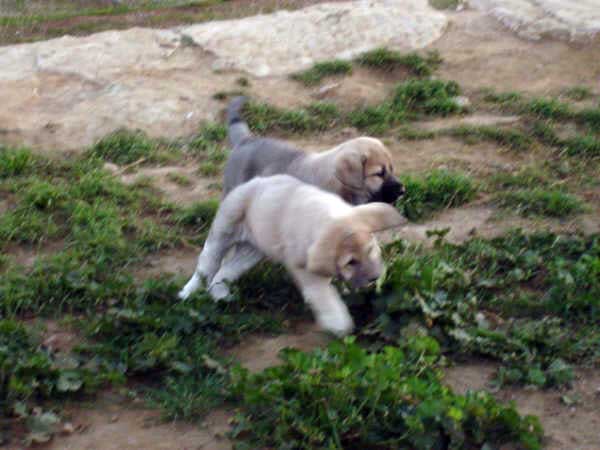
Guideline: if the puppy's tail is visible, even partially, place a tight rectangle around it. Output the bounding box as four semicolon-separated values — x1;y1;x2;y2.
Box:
227;96;252;148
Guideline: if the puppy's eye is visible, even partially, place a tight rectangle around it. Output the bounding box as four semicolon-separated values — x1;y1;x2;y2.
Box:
347;258;359;266
374;168;386;177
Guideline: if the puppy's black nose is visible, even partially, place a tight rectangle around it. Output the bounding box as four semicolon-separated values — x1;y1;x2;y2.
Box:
368;276;379;283
380;179;404;203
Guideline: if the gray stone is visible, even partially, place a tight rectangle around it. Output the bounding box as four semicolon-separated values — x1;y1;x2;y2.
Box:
469;0;600;41
182;0;448;77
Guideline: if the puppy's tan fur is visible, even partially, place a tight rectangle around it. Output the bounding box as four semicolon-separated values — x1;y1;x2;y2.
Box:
178;175;406;336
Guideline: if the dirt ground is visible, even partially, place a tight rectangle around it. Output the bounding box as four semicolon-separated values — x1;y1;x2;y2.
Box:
2;1;600;449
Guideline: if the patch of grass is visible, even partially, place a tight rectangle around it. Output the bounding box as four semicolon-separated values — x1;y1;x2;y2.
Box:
189;122;227;152
358;230;600;387
230;337;543;450
577;107;600;132
291;60;352;86
483;90;523;106
347;102;402;134
397;126;437;140
87;128;179;165
356;48;442;77
531;121;600;157
495;189;585;217
77;277;282;420
429;0;460;9
198;162;220;176
188;122;229;174
393;79;462;116
0;147;36;178
244;101;341;134
0;318;116;424
174;199;219;239
526;97;573;120
564;86;593;101
444;125;532;150
490;167;550;190
397;169;477;221
562;134;600;157
166;172;193;187
348;78;462;133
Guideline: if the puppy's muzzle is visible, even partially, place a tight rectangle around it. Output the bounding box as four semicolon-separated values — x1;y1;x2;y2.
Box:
371;177;405;204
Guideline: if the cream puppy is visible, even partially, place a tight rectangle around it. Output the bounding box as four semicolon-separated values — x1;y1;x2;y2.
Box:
178;175;406;336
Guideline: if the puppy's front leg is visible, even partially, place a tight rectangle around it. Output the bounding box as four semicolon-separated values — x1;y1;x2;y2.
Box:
289;267;354;337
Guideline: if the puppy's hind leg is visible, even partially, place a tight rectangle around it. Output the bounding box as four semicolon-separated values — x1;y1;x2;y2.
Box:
208;243;264;300
178;179;260;300
289;268;354;337
178;236;231;300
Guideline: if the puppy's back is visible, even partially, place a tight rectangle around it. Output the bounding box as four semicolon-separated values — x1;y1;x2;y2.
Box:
223;138;303;196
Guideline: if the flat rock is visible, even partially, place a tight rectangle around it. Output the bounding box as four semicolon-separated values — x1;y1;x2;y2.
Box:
0;1;447;151
183;0;448;77
470;0;600;41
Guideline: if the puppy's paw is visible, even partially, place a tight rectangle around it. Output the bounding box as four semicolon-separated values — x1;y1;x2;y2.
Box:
317;312;354;337
178;273;203;300
209;282;232;302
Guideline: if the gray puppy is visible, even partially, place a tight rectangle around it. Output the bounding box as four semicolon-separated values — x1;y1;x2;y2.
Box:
223;97;404;205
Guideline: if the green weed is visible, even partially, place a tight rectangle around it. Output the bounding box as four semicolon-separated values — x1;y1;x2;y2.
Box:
393;79;461;116
166;172;193;187
87;128;179;165
562;134;600;157
445;125;532;151
483;90;523;106
0;318;117;418
396;126;436;140
349;78;462;133
244;101;340;134
495;189;585;218
0;147;36;178
577;107;600;132
490;167;550;189
526;98;573;120
564;86;593;101
291;60;352;86
189;122;227;152
356;48;442;76
347;102;402;134
360;231;600;387
230;337;543;449
429;0;460;9
397;169;477;221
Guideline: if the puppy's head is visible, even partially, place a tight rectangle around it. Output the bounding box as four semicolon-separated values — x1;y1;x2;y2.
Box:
307;203;407;288
334;137;405;205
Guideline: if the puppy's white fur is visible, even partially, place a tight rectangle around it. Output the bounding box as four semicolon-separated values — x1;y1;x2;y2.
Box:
178;175;406;337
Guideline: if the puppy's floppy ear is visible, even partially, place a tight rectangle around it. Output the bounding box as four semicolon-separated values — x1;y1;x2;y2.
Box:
351;203;407;232
335;149;366;190
306;221;347;277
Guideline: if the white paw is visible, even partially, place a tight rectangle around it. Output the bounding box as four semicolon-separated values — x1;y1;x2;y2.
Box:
178;273;203;300
209;282;232;301
317;311;354;337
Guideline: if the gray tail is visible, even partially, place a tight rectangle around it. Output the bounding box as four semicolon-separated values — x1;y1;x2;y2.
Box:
227;96;252;148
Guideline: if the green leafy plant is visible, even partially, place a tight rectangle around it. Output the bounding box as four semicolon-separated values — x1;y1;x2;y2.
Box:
495;188;585;217
356;48;442;76
230;337;543;449
358;231;600;387
396;169;477;221
291;60;352;86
